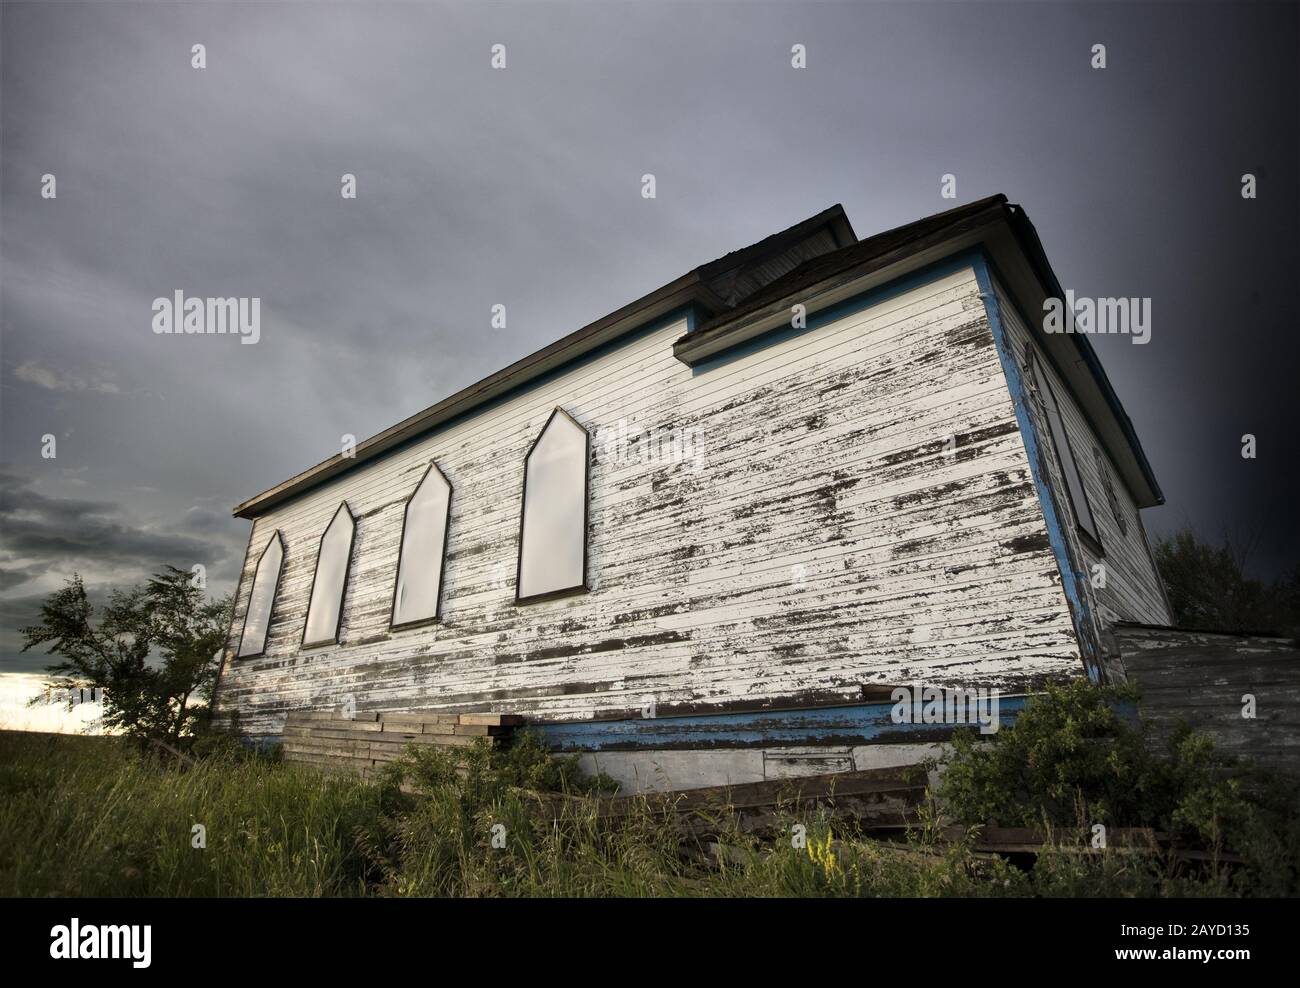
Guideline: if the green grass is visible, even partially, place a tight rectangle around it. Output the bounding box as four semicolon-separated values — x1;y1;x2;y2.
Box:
0;724;1287;898
0;731;389;896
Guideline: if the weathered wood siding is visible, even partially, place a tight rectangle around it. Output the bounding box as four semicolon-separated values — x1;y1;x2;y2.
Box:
214;265;1084;740
1114;624;1300;775
990;275;1172;627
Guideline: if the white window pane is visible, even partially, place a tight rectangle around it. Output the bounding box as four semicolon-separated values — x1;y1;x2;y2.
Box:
237;532;283;657
392;464;452;626
303;503;355;645
518;410;588;600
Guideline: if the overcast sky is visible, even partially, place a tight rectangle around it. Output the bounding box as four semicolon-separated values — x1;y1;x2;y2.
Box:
2;1;1296;675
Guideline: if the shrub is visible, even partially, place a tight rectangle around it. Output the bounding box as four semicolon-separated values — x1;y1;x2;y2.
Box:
934;678;1300;895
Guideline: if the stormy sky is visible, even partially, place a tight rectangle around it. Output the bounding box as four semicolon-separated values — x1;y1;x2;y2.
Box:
2;1;1296;675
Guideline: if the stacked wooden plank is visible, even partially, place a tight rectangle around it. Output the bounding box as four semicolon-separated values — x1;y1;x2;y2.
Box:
280;710;523;777
522;764;928;836
1113;623;1300;776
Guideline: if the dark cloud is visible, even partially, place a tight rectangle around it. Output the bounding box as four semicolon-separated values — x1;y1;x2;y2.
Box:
0;592;58;674
0;473;228;571
1;0;1296;676
0;472;243;671
0;566;43;593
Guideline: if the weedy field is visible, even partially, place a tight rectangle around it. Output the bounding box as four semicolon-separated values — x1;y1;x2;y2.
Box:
2;683;1297;898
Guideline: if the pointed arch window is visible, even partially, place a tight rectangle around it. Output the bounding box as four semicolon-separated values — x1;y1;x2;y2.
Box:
237;531;284;658
391;463;453;628
516;408;590;603
303;502;356;647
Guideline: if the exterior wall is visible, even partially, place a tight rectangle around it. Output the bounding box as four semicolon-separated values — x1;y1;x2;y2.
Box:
1115;624;1300;775
214;263;1085;740
990;275;1172;627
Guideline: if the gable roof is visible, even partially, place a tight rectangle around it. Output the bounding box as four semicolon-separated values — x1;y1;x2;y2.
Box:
234;197;1162;518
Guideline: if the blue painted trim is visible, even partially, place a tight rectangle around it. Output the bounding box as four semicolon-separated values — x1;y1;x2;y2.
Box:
682;302;710;334
970;255;1102;682
531;695;1030;752
688;251;987;374
1005;206;1163;504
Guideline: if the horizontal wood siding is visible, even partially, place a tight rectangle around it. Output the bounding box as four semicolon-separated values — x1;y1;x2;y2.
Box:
991;276;1172;627
1116;624;1300;774
214;266;1082;739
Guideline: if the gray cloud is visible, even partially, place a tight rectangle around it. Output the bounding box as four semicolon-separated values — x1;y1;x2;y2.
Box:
1;1;1296;675
0;471;243;671
14;360;121;394
0;473;222;567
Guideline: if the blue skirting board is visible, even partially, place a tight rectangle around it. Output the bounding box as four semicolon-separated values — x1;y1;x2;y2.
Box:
530;695;1032;752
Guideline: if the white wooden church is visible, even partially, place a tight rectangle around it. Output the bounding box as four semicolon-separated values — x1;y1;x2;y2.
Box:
212;196;1173;791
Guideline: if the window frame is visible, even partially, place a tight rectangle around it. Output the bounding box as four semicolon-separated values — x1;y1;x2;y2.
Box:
389;461;454;631
1092;445;1129;537
514;407;591;605
301;501;357;648
235;530;286;660
1023;346;1104;555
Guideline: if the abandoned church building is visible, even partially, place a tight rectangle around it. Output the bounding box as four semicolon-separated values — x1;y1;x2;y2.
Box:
213;195;1236;791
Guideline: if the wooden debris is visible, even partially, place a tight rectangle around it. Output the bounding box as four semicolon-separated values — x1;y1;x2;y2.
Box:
280;709;520;777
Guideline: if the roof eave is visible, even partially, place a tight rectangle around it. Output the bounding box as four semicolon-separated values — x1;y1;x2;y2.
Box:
1003;204;1165;506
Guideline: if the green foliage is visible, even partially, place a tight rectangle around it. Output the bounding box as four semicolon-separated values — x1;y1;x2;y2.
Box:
20;568;232;744
1154;528;1300;637
935;678;1300;895
364;733;676;897
0;732;387;896
937;680;1166;829
4;691;1296;898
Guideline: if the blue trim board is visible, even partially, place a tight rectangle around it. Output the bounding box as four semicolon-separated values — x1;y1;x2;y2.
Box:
970;255;1103;682
1005;206;1163;505
531;695;1030;752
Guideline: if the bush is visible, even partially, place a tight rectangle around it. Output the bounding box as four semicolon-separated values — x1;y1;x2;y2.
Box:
934;679;1300;895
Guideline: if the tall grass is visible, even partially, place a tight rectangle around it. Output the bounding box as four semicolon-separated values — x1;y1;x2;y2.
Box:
0;732;389;896
0;727;1279;898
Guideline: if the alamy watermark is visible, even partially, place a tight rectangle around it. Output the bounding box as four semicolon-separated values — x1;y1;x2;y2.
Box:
1043;291;1150;345
50;919;151;968
596;418;702;471
40;686;104;707
890;684;1001;734
152;291;261;344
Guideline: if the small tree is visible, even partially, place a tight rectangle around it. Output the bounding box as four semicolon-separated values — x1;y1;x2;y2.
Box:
1154;528;1299;637
21;568;232;744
